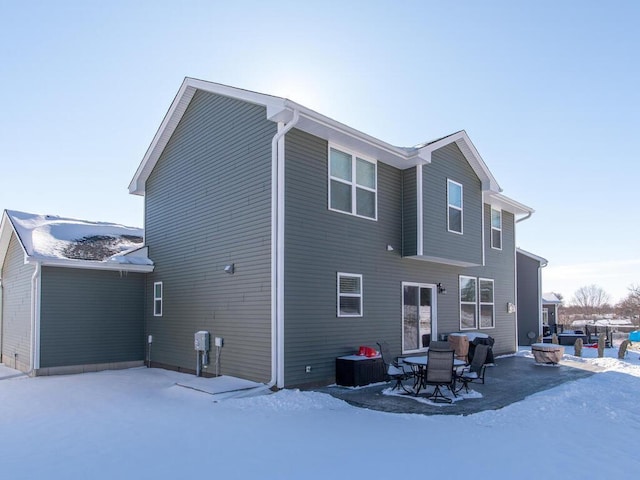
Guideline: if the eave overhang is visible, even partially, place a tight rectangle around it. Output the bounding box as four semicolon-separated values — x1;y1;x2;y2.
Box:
485;192;534;221
25;257;154;273
404;254;482;268
128;77;430;196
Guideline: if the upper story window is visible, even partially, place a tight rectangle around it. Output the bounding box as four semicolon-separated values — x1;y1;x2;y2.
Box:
491;208;502;250
337;272;363;317
153;281;163;317
447;179;463;234
329;146;377;220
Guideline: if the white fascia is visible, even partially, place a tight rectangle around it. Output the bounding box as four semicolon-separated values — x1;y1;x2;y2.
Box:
516;248;548;267
25;257;154;273
485;192;534;220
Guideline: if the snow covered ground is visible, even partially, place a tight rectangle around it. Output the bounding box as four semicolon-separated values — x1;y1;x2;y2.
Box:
1;345;639;479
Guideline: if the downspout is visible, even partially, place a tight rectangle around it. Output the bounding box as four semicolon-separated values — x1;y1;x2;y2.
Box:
513;211;533;349
269;109;300;389
29;261;41;374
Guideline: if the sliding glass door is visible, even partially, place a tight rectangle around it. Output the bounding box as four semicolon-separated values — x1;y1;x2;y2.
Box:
402;283;436;353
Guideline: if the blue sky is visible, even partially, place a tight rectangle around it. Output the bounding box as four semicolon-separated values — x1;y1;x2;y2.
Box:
1;1;638;303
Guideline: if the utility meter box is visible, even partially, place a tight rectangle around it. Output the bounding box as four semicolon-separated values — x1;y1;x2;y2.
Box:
194;331;210;351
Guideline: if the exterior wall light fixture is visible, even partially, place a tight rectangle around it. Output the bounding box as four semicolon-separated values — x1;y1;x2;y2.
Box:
437;283;446;294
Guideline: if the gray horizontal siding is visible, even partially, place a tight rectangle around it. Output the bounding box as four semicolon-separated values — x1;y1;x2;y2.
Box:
466;207;517;354
39;267;145;367
402;167;417;256
422;143;483;265
0;233;34;371
144;90;276;382
516;251;542;345
284;130;474;386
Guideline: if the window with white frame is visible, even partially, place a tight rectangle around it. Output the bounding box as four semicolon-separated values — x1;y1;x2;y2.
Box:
491;208;502;250
153;282;163;317
479;278;495;328
337;273;363;317
329;146;377;220
447;179;463;234
459;276;476;329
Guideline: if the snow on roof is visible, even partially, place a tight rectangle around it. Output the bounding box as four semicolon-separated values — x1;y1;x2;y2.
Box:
4;210;153;269
542;292;562;304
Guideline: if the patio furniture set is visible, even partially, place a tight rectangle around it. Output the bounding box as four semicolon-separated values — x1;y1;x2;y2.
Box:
377;335;491;403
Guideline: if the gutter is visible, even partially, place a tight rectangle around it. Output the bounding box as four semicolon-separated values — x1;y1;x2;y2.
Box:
516;211;533;223
269;109;300;389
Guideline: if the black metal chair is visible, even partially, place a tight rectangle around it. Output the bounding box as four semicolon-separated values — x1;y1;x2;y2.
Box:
424;348;456;403
377;342;413;392
428;341;451;351
456;343;489;393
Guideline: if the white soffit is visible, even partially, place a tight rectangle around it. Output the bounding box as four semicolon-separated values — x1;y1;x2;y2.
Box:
516;248;548;266
486;192;534;217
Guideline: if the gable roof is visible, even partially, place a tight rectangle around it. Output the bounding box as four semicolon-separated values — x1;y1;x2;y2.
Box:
516;248;548;266
542;292;563;304
128;78;519;204
415;130;501;192
0;210;154;273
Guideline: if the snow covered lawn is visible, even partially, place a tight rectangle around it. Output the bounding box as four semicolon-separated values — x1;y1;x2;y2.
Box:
1;346;639;479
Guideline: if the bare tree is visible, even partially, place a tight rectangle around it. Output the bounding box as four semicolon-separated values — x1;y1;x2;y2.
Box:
617;284;640;321
571;284;611;313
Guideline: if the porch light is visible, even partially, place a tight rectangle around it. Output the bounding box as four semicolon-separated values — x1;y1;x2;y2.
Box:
437;283;446;294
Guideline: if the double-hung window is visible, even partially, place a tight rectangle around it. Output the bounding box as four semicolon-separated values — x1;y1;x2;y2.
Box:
329;146;377;220
447;179;463;234
337;273;363;317
479;278;495;328
491;208;502;250
153;282;163;317
459;276;495;329
459;276;477;329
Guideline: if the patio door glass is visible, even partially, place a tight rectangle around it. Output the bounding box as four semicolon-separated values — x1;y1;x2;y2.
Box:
402;283;436;353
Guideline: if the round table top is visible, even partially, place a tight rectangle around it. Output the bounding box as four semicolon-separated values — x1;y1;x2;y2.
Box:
402;356;465;367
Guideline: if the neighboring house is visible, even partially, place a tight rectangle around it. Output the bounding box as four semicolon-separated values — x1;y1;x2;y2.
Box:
128;78;535;388
516;248;548;345
0;210;154;375
542;292;563;334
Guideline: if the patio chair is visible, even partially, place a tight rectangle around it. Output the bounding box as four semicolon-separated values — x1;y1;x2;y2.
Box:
456;344;489;393
428;341;451;351
424;348;456;403
377;342;414;392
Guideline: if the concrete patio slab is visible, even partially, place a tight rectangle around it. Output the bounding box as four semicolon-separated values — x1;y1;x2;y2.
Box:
313;355;596;415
